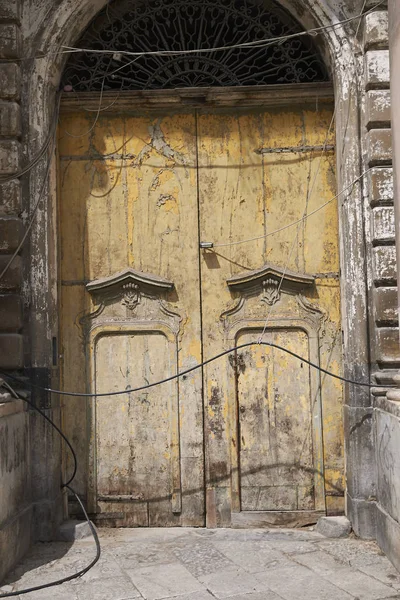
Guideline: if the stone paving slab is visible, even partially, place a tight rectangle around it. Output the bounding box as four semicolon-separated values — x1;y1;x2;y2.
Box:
1;528;400;599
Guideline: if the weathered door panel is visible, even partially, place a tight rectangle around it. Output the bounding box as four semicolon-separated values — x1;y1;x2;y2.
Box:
236;329;314;512
59;101;344;527
197;105;343;525
59;111;204;525
95;332;180;526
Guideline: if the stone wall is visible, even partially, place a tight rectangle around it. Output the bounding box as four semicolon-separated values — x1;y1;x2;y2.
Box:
0;0;62;582
0;0;32;583
1;0;400;582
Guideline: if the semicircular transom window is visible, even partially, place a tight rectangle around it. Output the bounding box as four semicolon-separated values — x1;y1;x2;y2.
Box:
62;0;329;91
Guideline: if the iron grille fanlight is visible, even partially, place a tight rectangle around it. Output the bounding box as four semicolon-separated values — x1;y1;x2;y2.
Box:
62;0;329;91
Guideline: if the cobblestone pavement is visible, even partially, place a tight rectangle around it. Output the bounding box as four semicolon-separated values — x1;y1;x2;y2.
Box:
2;528;400;600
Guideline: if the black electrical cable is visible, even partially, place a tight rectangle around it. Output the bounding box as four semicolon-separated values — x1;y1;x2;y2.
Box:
0;341;394;400
0;383;100;598
0;339;391;596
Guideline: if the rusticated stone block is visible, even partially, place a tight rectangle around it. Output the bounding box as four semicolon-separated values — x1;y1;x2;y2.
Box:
364;11;388;50
367;129;392;166
366;90;391;128
0;180;20;215
0;294;22;330
0;218;22;252
373;246;396;283
372;206;395;242
0;255;21;290
0;63;20;100
365;50;390;89
374;287;398;325
0;140;19;174
0;0;20;21
367;167;393;205
376;328;400;363
0;102;20;137
0;333;23;368
0;24;20;59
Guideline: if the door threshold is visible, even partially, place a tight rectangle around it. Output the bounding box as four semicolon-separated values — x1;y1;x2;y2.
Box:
231;510;325;528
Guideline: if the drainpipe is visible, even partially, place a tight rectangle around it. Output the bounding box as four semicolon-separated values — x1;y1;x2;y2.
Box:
388;0;400;400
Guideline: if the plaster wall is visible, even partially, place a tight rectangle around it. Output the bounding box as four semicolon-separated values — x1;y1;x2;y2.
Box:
1;0;400;581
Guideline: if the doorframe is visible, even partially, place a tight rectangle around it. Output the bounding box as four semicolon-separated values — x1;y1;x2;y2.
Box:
23;0;371;528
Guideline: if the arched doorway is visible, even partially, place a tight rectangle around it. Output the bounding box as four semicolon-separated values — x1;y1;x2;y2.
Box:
57;0;344;527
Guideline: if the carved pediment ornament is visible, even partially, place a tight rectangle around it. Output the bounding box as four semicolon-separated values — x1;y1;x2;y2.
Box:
81;267;179;332
86;267;174;295
226;263;315;293
221;263;317;329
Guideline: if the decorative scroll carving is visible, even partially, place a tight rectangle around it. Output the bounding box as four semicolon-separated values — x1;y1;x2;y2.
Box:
221;262;321;333
62;0;328;92
82;267;181;335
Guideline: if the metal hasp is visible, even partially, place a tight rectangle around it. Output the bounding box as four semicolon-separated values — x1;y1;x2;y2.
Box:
62;0;328;91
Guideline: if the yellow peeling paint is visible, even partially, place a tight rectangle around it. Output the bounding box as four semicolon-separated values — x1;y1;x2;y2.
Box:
59;102;344;525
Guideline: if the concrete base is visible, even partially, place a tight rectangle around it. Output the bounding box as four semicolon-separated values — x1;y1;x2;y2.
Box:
346;493;377;540
0;506;31;583
55;519;93;542
376;503;400;573
316;516;352;538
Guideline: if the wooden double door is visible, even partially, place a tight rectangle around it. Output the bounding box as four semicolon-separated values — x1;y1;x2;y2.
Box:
58;94;344;527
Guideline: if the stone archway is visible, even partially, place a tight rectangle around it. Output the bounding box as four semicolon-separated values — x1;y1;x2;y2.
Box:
23;0;371;533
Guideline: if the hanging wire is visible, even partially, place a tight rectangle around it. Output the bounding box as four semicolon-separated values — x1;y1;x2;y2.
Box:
58;1;384;60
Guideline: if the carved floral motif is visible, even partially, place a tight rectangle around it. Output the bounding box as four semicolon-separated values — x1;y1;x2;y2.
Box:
121;282;140;310
262;278;280;306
